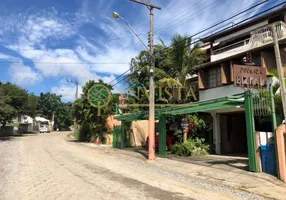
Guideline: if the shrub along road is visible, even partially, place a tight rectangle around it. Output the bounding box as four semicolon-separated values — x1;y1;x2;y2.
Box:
0;132;285;200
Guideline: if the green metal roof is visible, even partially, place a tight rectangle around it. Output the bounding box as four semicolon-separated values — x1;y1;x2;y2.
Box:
115;94;245;121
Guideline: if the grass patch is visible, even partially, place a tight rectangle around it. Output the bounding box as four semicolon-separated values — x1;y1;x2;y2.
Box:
8;122;20;128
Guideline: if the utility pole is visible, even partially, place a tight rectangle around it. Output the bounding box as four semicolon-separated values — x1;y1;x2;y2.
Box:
272;23;286;123
75;82;79;100
130;0;161;160
67;79;79;100
67;79;79;133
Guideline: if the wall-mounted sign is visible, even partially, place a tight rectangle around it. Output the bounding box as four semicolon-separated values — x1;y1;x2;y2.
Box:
233;65;267;88
169;123;178;131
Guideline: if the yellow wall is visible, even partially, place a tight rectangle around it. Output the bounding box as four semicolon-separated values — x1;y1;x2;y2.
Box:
105;116;149;147
130;120;149;147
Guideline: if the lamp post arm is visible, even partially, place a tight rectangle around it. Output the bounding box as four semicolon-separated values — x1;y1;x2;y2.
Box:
119;16;149;51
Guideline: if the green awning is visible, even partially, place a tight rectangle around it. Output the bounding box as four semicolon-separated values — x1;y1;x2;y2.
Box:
115;94;245;121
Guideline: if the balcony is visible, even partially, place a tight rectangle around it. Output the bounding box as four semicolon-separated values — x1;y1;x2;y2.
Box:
211;21;286;62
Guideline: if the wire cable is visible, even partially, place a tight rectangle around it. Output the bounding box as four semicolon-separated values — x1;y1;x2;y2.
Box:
110;1;286;87
154;0;211;31
155;0;226;33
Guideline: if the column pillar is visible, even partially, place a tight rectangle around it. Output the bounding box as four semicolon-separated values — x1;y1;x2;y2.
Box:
211;112;221;154
121;120;126;149
245;91;258;172
159;115;167;155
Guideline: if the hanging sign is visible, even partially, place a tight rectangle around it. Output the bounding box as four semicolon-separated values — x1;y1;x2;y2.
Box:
181;118;189;129
233;65;267;89
169;123;178;131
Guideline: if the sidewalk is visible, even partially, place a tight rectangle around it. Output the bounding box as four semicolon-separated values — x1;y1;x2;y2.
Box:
73;138;286;200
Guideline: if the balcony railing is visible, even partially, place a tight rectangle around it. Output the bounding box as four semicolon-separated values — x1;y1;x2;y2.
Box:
213;39;250;55
211;21;286;62
249;21;286;48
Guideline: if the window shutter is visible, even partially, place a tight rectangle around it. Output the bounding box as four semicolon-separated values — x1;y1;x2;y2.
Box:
230;60;234;82
198;70;207;89
221;62;230;84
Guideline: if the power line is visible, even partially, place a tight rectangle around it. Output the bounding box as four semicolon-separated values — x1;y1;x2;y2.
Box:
0;61;130;65
110;0;271;86
156;0;268;33
110;1;285;87
109;1;221;86
155;0;226;33
154;0;211;31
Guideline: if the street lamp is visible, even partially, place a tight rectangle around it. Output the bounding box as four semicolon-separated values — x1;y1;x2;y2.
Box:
112;12;120;19
112;12;149;51
113;11;156;160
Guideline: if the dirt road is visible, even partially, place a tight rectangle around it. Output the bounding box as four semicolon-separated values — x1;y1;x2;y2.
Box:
0;132;280;200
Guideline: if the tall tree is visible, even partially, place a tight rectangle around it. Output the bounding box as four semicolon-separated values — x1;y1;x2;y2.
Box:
37;92;73;129
126;44;172;107
268;70;286;119
54;102;73;129
159;35;206;87
0;87;14;126
0;82;29;126
27;94;39;120
73;80;115;141
37;93;62;120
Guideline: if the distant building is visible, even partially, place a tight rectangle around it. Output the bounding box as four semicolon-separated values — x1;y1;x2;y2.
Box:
13;115;34;124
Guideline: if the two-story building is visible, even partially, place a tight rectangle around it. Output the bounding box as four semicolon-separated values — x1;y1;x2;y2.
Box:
196;6;286;155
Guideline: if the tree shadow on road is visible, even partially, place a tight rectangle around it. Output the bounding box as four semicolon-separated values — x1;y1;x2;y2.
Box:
0;133;39;141
0;137;14;141
133;149;148;159
168;155;249;171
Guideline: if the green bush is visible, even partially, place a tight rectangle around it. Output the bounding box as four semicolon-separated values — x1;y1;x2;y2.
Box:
78;123;91;142
171;138;210;156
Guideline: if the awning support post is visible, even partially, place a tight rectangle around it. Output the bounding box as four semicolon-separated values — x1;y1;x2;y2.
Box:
159;115;167;156
245;91;258;172
121;120;126;149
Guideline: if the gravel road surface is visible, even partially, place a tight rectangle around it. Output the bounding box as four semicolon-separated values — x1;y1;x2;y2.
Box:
0;132;275;200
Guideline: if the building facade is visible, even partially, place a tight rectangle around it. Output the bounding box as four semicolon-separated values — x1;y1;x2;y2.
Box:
197;6;286;155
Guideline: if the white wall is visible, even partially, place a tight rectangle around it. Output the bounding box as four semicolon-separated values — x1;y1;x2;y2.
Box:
199;85;245;102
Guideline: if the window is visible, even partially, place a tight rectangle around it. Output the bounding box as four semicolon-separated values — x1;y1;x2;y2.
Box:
208;67;221;88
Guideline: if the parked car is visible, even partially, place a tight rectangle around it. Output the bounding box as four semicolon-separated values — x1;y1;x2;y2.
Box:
39;122;50;133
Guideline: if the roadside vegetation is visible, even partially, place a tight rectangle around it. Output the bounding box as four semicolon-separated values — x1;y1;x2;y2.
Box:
126;34;213;156
171;138;210;156
73;80;118;142
0;81;73;130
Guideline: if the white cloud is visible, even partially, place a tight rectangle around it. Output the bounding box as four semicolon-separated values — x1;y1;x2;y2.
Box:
76;46;134;74
51;84;82;102
21;17;76;45
7;44;98;84
51;74;118;102
0;53;16;60
9;63;43;86
0;0;276;93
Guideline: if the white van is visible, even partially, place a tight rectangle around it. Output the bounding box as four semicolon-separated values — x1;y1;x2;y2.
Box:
39;121;50;133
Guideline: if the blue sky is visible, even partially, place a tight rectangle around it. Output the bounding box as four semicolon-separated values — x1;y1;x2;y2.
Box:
0;0;283;101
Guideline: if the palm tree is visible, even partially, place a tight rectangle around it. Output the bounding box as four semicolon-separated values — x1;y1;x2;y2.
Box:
268;70;286;95
157;35;206;143
268;70;286;119
159;34;206;87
